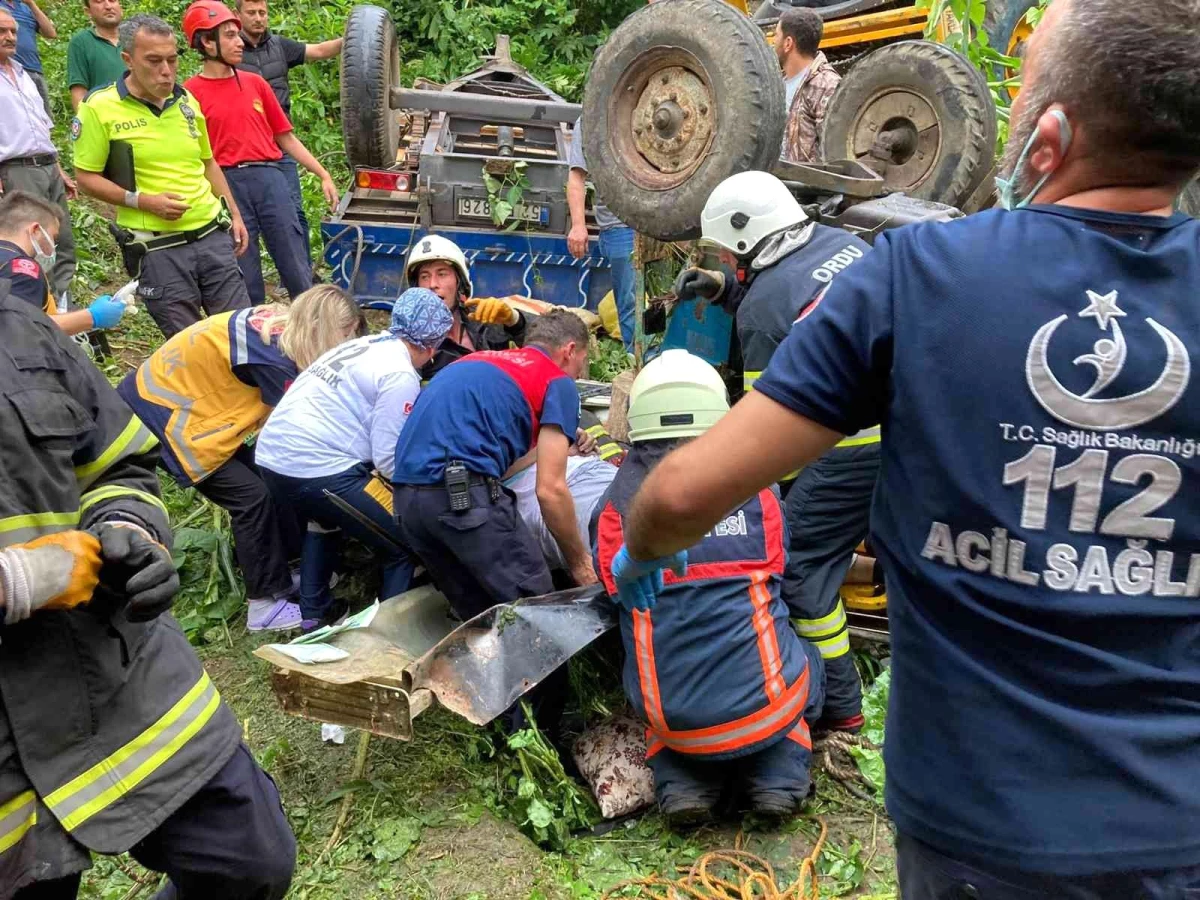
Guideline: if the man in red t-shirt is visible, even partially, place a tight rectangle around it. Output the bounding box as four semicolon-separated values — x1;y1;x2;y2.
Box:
181;1;337;305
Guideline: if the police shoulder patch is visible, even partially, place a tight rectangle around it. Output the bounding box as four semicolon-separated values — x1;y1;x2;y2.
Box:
70;117;82;141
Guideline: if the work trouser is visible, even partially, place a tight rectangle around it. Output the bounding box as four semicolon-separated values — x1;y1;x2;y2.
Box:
896;832;1200;900
137;228;250;338
598;225;636;352
193;444;300;600
12;744;295;900
261;463;415;620
0;156;75;301
393;480;553;622
276;155;311;265
650;641;825;810
782;441;881;721
223;164;312;306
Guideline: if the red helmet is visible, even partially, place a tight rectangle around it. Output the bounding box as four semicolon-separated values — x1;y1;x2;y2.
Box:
182;1;241;48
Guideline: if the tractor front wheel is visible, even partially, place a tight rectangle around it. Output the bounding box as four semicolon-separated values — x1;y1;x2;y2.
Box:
820;40;997;208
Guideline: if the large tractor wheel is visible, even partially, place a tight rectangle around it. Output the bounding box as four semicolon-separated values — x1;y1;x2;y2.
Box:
341;5;400;170
984;0;1038;98
582;0;785;243
820;40;997;208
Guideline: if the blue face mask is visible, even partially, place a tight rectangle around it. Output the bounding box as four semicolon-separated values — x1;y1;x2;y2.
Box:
995;109;1074;210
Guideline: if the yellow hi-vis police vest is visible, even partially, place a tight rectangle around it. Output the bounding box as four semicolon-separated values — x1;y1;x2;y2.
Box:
119;308;297;485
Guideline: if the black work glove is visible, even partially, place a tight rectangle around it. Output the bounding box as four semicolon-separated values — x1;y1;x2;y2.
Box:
672;266;727;303
90;524;180;622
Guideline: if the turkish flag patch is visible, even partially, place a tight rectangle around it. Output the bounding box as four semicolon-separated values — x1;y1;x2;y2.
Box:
10;258;40;279
797;288;826;323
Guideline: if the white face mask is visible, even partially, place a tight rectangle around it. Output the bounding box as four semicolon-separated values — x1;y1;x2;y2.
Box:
995;109;1074;211
29;224;56;274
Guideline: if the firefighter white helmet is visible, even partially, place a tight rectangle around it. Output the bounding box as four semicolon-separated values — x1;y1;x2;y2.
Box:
404;234;473;298
699;171;808;258
627;349;730;443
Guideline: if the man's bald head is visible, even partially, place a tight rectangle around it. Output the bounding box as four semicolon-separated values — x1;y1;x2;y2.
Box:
0;9;18;65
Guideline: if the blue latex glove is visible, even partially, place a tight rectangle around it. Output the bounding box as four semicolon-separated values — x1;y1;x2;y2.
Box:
87;295;125;330
610;544;688;611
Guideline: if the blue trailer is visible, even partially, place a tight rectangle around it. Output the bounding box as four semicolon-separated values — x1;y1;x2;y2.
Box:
322;16;612;311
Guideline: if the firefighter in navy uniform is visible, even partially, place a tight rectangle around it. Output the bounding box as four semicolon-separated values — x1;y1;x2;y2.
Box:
593;350;824;825
0;277;295;898
674;170;877;733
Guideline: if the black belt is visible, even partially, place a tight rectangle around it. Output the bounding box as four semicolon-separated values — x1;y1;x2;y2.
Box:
408;474;497;490
139;215;224;252
1;153;56;168
228;160;282;169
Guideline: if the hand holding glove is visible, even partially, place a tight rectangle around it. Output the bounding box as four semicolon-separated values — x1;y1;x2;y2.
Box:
610;544;688;611
0;531;103;624
88;294;127;330
466;297;520;328
672;267;726;303
91;523;179;622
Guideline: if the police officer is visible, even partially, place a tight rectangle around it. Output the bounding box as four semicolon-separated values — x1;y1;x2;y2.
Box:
405;235;529;379
610;0;1200;892
675;170;876;733
183;0;339;306
0;190;125;335
73;13;252;338
392;309;597;622
594;351;824;825
119;286;365;633
0;276;295;898
235;0;341;266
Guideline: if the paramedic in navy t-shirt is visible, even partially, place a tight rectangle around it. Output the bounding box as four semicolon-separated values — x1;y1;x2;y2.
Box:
605;0;1200;894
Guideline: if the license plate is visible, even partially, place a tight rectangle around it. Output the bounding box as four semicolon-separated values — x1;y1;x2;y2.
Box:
457;196;547;225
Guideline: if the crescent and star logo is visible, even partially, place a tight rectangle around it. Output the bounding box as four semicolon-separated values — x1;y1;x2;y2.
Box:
1026;289;1190;432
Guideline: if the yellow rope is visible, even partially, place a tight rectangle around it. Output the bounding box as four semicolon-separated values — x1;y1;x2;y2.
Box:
601;818;828;900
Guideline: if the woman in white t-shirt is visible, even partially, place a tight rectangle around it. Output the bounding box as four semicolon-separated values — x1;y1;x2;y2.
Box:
257;288;452;629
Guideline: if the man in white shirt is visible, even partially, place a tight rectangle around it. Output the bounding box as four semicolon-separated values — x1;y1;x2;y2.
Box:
257;287;452;629
0;8;77;304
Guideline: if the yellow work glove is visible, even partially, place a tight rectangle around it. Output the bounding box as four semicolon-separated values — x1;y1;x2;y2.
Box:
466;297;520;327
0;531;103;624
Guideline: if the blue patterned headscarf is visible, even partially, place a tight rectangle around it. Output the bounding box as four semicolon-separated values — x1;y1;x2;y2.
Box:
389;288;453;349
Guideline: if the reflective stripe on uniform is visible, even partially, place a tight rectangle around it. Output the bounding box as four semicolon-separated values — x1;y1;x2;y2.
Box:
138;363;206;482
585;424;622;462
795;600;848;640
811;631;851;660
362;475;394;515
0;511;80;541
632;609;669;735
80;485;168;518
74;415;160;490
785;719;812;751
837;425;881;448
748;571;786;702
0;790;36;855
44;672;221;832
650;666;810;756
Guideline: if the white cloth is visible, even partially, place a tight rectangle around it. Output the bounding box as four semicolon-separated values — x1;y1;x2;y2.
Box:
506;456;617;570
0;59;54;162
257;333;421;480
